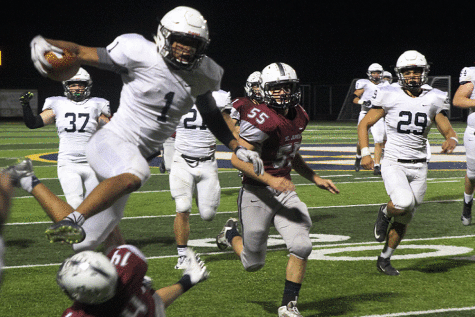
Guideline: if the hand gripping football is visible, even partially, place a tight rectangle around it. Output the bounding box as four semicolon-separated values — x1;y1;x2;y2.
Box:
43;50;80;81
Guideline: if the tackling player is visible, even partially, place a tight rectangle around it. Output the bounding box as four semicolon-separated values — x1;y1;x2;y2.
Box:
452;66;475;226
18;68;124;252
29;6;263;245
353;63;387;175
215;63;339;317
57;245;208;316
358;50;458;275
172;90;233;269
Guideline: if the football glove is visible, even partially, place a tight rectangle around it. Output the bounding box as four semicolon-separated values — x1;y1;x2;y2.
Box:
234;146;264;175
19;92;34;105
183;248;209;286
30;35;63;77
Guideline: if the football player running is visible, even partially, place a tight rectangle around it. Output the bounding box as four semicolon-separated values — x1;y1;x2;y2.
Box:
358;50;458;275
57;245;209;316
453;66;475;226
28;6;263;245
172;89;233;269
216;63;339;317
353;63;387;175
17;68;124;252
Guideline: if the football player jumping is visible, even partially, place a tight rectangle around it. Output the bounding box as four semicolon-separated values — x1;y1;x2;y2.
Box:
57;245;208;316
358;50;458;276
216;63;340;317
453;66;475;226
28;6;263;245
172;90;233;269
353;63;387;175
17;68;124;252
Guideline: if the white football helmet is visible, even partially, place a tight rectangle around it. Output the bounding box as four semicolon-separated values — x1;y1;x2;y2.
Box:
56;251;118;305
366;63;383;83
260;63;300;109
155;6;210;71
244;71;263;102
394;50;430;89
62;68;92;102
382;71;393;83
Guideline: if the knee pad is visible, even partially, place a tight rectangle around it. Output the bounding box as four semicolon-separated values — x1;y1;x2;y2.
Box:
244;262;265;272
199;206;217;222
288;233;313;260
175;197;192;213
467;168;475;182
241;249;266;272
391;188;415;211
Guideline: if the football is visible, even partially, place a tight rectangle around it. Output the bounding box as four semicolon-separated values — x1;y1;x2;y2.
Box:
43;50;80;81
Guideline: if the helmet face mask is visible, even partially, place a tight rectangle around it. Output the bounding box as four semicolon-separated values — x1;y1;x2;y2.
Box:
260;63;300;110
56;251;118;305
63;68;92;102
155;6;210;71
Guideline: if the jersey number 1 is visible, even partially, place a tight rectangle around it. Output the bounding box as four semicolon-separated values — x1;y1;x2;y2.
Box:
157;92;175;122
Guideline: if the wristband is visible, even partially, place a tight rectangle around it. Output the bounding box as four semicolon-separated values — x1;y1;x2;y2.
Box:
449;137;458;144
177;274;193;292
358;99;364;105
234;145;245;154
360;147;371;157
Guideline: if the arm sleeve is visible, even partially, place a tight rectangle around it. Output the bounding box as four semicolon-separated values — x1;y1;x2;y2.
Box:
21;102;44;129
196;91;236;148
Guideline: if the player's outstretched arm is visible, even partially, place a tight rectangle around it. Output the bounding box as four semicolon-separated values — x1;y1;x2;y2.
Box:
291;153;339;194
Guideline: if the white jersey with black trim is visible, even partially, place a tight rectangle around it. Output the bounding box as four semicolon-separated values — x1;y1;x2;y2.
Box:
459;66;475;127
370;85;449;161
43;96;110;165
355;79;382;112
174;90;232;157
103;33;223;159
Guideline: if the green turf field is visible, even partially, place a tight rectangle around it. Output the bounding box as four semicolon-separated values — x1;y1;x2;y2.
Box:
1;120;474;317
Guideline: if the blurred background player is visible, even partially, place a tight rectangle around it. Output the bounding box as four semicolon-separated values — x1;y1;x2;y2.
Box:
358;50;458;275
18;68;124;252
172;89;233;269
353;63;386;175
230;71;263;136
57;245;208;316
216;63;339;317
382;71;393;85
0;172;14;286
453;66;475;226
29;6;263;245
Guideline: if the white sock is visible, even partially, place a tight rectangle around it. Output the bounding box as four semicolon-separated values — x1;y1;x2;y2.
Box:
382;205;389;217
356;154;362;159
19;174;40;193
65;211;85;226
380;247;395;259
177;246;188;257
464;193;473;204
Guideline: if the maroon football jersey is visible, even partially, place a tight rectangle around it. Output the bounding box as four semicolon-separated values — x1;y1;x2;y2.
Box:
61;245;160;317
238;104;309;186
230;97;258;121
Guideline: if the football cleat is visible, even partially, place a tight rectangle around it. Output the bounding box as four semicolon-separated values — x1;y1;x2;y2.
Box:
216;217;239;250
461;200;472;226
373;165;381;176
377;256;400;276
374;204;391;242
183;248;209;285
174;255;188;270
278;301;302;317
45;219;86;244
354;157;361;172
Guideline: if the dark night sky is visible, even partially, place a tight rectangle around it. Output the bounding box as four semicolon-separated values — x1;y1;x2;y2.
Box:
1;1;473;113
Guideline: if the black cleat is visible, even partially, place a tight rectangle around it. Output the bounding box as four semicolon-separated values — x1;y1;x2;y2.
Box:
374;204;391;242
354;157;362;172
373;165;381;176
377;256;400;276
462;200;472;226
45;219;86;244
216;218;239;250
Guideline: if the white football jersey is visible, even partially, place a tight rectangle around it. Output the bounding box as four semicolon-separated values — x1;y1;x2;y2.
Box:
459;67;475;127
355;79;383;112
43;96;110;165
371;85;449;161
174;90;232;157
103;34;224;159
